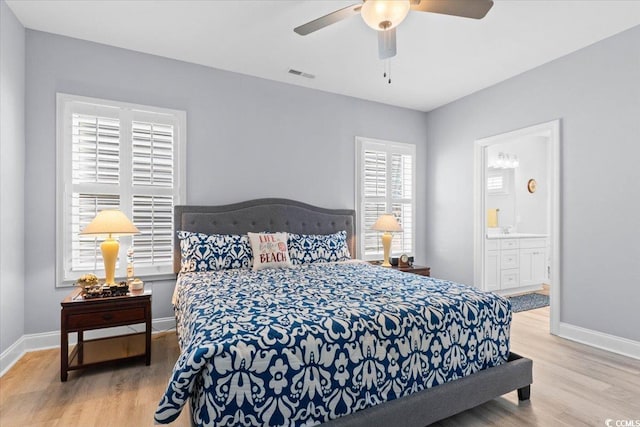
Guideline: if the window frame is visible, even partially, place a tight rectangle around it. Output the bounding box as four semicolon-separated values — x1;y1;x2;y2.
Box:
355;136;416;261
56;93;186;286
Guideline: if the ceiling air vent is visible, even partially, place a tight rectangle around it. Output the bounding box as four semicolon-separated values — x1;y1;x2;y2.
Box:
288;68;315;79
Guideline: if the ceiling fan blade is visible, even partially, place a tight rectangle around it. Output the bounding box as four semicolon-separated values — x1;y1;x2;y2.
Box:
410;0;494;19
378;28;397;59
294;3;363;35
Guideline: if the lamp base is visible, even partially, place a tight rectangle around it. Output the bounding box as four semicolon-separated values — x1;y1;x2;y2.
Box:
380;232;393;267
101;237;119;285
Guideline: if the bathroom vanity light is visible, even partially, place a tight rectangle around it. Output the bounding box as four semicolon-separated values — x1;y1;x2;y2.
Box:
493;152;519;169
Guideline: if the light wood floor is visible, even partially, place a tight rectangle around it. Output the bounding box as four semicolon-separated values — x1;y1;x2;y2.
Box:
1;307;638;426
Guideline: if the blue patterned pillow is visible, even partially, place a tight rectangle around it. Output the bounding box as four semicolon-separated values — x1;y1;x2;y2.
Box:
287;230;351;265
177;231;252;272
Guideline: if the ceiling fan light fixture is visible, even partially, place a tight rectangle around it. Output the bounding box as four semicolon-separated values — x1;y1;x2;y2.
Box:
361;0;411;31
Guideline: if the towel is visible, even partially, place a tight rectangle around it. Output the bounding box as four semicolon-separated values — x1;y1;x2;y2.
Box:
487;208;499;228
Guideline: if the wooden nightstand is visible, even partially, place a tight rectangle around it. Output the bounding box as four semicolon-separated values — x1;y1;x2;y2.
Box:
393;265;431;277
60;288;152;382
368;262;431;277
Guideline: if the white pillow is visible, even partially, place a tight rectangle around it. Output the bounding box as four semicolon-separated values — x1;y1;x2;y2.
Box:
247;232;292;271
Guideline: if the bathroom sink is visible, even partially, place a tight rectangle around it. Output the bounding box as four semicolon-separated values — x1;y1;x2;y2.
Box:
486;233;548;239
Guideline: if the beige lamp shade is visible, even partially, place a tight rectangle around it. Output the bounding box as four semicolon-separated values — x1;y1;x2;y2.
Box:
80;209;140;236
371;214;402;232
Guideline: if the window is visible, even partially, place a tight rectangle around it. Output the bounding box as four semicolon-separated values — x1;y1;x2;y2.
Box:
487;174;504;191
355;137;415;260
487;168;510;195
56;94;186;285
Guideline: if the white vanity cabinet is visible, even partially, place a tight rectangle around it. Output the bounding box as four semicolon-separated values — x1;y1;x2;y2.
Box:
519;238;547;287
499;239;520;290
485;236;547;293
485;239;500;291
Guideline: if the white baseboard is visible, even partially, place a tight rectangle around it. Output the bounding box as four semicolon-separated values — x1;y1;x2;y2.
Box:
0;336;27;377
558;322;640;360
496;284;543;297
0;316;175;378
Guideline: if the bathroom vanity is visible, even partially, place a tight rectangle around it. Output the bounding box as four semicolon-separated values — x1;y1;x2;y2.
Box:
485;234;548;295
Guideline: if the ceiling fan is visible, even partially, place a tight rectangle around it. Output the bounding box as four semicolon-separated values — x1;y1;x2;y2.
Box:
294;0;494;60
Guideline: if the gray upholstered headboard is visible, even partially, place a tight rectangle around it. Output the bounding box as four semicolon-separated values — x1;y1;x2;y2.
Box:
173;198;356;273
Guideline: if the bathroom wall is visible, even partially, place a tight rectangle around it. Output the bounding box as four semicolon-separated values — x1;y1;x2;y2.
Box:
486;136;548;234
512;136;549;234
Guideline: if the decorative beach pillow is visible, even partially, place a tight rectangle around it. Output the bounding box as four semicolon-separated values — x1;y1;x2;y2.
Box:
247;232;292;271
177;231;252;273
288;230;351;265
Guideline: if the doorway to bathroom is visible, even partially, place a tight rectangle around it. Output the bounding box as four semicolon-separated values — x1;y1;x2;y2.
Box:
473;120;561;335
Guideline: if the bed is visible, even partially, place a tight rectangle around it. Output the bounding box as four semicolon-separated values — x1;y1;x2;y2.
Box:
155;198;532;426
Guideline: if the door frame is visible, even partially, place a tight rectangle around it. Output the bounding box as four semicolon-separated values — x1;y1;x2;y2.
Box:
473;120;561;335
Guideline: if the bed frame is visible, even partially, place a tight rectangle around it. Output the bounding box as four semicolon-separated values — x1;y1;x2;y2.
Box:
173;198;533;427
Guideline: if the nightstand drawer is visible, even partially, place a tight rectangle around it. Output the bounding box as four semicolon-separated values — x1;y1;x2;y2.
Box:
67;307;145;330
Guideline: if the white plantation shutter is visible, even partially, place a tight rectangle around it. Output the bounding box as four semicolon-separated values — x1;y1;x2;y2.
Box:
364;151;386;197
390;153;413;254
487;175;503;191
391;202;412;254
356;138;416;261
131;119;176;270
132;195;174;267
363;202;387;255
132;121;174;187
487;169;508;195
72;114;120;184
57;94;186;285
72;193;120;271
362;149;388;256
391;153;412;200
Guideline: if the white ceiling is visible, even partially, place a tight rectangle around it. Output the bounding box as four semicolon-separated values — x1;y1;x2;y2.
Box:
7;0;640;112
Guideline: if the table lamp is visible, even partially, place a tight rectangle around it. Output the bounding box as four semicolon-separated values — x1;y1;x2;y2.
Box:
80;209;140;285
372;213;402;267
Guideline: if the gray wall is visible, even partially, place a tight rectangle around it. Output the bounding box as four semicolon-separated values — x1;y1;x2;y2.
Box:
0;0;25;354
511;136;549;235
24;30;428;335
425;25;640;341
14;17;639;346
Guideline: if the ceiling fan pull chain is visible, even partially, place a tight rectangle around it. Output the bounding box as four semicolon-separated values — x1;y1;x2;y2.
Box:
387;59;391;84
382;59;392;84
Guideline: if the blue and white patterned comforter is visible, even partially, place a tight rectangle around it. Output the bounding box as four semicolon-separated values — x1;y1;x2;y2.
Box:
155;262;511;426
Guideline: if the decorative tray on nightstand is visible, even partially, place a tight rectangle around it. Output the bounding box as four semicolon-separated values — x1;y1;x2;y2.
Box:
78;282;130;299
